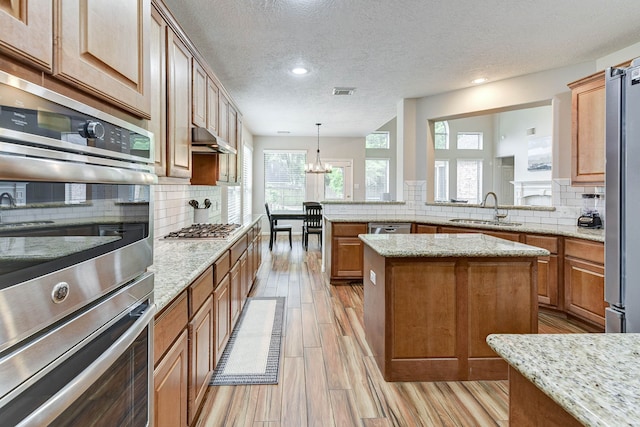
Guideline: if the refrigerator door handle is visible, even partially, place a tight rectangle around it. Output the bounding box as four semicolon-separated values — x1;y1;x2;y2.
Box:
605;67;624;307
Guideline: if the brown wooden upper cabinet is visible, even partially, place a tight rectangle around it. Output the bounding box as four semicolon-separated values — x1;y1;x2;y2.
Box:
192;60;220;136
150;5;167;177
56;0;151;118
166;29;192;179
218;92;230;143
568;72;606;185
0;1;53;71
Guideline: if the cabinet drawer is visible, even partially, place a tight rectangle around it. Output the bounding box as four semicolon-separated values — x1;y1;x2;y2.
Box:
565;238;604;264
189;266;213;316
231;234;248;265
333;223;367;237
154;291;188;365
214;250;230;286
525;235;559;254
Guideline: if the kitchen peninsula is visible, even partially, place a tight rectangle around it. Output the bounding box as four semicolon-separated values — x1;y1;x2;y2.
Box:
361;233;549;382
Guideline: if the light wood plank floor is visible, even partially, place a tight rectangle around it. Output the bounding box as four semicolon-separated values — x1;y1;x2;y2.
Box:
197;237;592;427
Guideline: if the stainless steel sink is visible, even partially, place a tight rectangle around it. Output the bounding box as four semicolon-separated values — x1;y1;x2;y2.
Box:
0;220;55;228
449;218;522;227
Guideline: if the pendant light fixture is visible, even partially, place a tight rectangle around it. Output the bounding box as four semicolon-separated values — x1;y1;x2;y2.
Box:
305;123;332;174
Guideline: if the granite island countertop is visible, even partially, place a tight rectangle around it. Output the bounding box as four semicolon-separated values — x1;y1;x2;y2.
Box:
324;214;605;242
359;233;550;258
487;333;640;427
149;216;262;311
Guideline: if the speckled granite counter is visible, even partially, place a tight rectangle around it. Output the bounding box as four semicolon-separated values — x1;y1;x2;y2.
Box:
487;333;640;427
359;233;550;258
149;216;262;311
324;214;604;242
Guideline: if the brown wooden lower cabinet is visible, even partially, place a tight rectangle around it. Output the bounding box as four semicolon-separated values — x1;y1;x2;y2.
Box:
525;235;562;309
363;244;538;382
329;222;367;282
188;296;214;424
229;260;241;325
154;329;188;427
564;238;606;327
214;274;231;364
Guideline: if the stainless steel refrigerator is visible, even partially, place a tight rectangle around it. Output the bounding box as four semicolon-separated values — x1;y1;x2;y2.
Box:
605;58;640;332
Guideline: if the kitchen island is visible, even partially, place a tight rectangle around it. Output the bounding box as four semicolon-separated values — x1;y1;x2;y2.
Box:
360;233;549;382
487;333;640;427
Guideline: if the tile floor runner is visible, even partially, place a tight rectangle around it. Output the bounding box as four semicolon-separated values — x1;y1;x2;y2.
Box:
210;297;285;385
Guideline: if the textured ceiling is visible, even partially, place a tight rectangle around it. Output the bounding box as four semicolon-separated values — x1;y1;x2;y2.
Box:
162;0;640;137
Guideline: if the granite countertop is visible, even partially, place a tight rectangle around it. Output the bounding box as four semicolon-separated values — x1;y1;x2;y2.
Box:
0;236;120;260
149;216;262;311
359;233;550;258
324;214;605;243
487;333;640;427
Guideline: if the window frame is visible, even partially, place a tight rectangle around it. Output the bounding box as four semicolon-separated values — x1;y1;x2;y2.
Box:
365;158;390;201
456;131;484;150
365;131;390;149
263;149;307;210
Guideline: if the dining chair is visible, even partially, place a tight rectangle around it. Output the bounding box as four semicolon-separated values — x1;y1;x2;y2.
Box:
302;204;323;250
265;203;292;250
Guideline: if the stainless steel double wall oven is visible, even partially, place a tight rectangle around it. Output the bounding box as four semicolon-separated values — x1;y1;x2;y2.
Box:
0;71;156;426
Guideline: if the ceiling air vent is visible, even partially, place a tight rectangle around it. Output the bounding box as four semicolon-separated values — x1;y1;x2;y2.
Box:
332;87;356;96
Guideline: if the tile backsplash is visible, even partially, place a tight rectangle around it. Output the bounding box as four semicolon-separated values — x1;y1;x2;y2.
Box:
153;184;221;239
323;178;605;226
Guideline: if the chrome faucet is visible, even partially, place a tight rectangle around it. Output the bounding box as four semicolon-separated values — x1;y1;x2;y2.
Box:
480;192;507;222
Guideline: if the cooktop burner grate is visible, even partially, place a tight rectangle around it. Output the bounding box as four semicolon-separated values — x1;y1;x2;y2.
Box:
164;223;241;239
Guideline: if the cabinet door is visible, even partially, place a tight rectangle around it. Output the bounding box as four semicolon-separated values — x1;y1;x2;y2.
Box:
332;237;364;279
192;59;207;128
236;114;243;183
206;77;219;135
218;92;229;142
154;329;188;427
482;230;521;242
166;29;192;179
149;6;167;177
228;105;238;149
218;153;230;182
415;224;438;234
240;251;249;308
214;275;230;363
228;153;237;183
230;260;241;326
56;0;150;117
0;1;52;71
565;257;606;327
188;296;214;425
536;255;559;308
569;73;605;185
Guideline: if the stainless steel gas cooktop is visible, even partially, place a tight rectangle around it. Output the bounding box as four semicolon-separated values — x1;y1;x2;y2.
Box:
164;223;241;239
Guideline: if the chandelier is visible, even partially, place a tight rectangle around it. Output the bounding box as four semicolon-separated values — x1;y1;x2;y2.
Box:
305;123;332;174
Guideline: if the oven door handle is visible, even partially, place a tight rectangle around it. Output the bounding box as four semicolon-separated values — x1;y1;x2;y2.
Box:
17;303;156;427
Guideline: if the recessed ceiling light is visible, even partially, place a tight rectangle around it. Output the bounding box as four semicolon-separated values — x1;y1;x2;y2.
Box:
291;67;308;75
471;77;488;84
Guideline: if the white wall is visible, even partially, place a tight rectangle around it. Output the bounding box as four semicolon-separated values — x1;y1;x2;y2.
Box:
413;62;596;183
253;135;365;227
495;105;553;183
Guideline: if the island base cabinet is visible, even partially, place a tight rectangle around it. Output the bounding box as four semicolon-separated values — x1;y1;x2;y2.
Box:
154;329;188;427
364;245;538;382
509;367;582;426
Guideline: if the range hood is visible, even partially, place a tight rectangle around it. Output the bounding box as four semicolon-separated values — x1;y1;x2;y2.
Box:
191;127;237;155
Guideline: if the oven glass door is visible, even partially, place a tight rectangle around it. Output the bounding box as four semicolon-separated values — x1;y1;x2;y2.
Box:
0;300;154;427
0;180;150;290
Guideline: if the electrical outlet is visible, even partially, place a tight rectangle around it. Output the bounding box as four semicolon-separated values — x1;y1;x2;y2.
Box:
369;269;376;285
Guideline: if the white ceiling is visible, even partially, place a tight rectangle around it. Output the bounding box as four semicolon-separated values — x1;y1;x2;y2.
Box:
162;0;640;138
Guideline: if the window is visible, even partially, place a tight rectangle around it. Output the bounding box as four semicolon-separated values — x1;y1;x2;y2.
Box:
365;132;389;149
264;150;306;210
434;121;449;149
456;159;483;204
242;145;252;222
457;132;483;150
365;159;389;200
434;160;449;202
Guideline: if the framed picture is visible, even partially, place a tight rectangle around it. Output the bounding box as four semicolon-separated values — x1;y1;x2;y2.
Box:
527;136;552;171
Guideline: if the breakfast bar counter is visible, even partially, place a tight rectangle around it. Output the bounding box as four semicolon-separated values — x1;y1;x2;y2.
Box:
360;233;549;382
487;333;640;427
